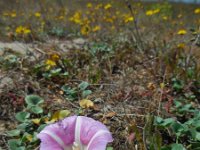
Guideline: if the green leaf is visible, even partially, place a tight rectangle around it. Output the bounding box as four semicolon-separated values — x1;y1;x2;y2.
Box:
17;122;31;131
61;85;77;100
161;146;171;150
78;81;89;90
174;100;182;108
171;122;186;137
82;90;92;98
106;147;113;150
37;124;48;132
171;143;186;150
30;106;43;114
62;72;69;76
50;68;62;76
32;132;39;142
191;120;200;128
179;104;192;112
25;95;44;106
172;78;184;91
195;132;200;141
15;112;30;122
190;141;200;150
161;118;175;127
8;139;25;150
155;116;164;124
7;129;20;137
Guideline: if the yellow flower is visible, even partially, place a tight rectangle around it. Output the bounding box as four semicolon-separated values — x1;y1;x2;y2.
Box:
177;43;185;49
87;3;92;8
58;16;64;20
50;54;60;61
10;12;16;18
194;8;200;14
69;12;82;24
45;59;56;66
146;9;160;16
146;10;154;16
92;25;101;32
15;26;23;34
15;26;31;35
95;4;103;10
153;9;160;14
34;12;41;17
24;28;31;34
162;16;168;20
177;29;187;35
104;3;112;10
124;15;134;23
45;59;56;70
81;24;90;35
104;17;114;23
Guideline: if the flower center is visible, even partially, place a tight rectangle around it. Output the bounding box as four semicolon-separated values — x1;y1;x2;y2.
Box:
72;142;81;150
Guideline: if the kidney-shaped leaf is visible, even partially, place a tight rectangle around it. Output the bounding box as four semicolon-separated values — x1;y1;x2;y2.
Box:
25;95;44;106
7;129;21;137
30;106;43;114
15;112;30;122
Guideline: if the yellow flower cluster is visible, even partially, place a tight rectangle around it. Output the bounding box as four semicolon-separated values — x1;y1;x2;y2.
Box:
123;14;134;23
3;12;17;18
69;12;82;24
15;26;31;35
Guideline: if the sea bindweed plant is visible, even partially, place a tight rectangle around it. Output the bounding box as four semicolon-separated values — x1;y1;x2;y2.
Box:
37;116;113;150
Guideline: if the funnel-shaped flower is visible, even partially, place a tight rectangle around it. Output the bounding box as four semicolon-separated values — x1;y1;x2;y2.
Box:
37;116;113;150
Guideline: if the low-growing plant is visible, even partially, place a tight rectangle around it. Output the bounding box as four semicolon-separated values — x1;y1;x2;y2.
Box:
61;81;92;101
7;95;71;150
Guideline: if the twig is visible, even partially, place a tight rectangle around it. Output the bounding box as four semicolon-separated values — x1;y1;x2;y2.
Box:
34;48;46;54
117;113;144;117
125;0;144;51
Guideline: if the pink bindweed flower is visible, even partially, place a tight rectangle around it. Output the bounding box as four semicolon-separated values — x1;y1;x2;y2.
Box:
37;116;113;150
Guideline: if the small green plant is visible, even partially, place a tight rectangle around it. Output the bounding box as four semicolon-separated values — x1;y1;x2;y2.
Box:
33;62;68;79
84;42;113;57
42;68;68;79
7;95;46;150
7;95;71;150
0;54;20;69
172;78;184;92
49;26;65;37
62;81;92;101
145;108;200;150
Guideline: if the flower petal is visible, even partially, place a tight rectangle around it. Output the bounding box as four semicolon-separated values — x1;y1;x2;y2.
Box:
78;116;113;145
37;116;77;150
87;130;113;150
38;133;63;150
62;116;77;144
